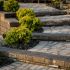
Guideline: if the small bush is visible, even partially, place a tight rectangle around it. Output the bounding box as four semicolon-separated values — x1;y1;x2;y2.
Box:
4;25;32;45
19;16;42;31
3;0;19;12
0;0;4;11
16;8;35;20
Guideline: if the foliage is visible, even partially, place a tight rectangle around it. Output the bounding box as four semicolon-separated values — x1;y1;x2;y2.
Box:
0;0;4;11
16;8;35;20
3;0;19;12
51;0;62;8
4;25;32;45
19;16;42;31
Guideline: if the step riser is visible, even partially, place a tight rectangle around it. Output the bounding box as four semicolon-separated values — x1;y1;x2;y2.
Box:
42;21;70;26
4;13;16;18
36;11;67;16
32;33;70;41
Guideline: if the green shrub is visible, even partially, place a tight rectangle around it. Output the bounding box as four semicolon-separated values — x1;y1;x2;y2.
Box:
0;0;4;11
19;16;42;31
4;25;32;45
3;0;19;12
16;8;35;20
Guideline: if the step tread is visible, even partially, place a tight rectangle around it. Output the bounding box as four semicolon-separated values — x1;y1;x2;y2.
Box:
42;26;70;33
39;15;70;21
39;15;70;25
20;3;66;16
28;41;70;57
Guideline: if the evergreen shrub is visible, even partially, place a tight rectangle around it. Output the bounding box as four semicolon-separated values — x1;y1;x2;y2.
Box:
16;8;35;20
4;25;32;45
19;16;42;31
3;0;19;12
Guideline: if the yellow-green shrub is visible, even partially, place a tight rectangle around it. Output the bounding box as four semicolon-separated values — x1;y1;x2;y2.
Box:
3;0;19;12
19;16;42;31
16;8;35;20
4;25;32;45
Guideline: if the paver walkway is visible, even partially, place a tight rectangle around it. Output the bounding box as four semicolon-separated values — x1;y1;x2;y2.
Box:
0;61;64;70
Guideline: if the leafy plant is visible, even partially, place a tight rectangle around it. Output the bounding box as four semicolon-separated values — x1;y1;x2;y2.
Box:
0;0;4;11
3;0;19;12
4;25;32;45
19;16;42;31
16;8;35;20
51;0;62;8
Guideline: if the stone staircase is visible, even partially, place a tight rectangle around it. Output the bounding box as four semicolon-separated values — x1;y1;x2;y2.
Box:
0;3;70;68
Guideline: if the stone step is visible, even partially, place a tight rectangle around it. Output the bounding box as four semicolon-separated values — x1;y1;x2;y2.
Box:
42;26;70;33
39;15;70;26
28;41;70;56
20;3;67;16
0;46;70;68
35;9;66;16
32;33;70;41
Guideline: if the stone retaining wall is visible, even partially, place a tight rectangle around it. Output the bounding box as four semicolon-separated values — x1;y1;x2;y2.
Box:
6;51;70;68
0;47;70;69
0;12;19;34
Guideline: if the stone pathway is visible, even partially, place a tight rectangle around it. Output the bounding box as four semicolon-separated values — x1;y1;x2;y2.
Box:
0;61;64;70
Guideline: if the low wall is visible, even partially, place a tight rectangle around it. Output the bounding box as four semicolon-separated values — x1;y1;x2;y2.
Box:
0;47;70;69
